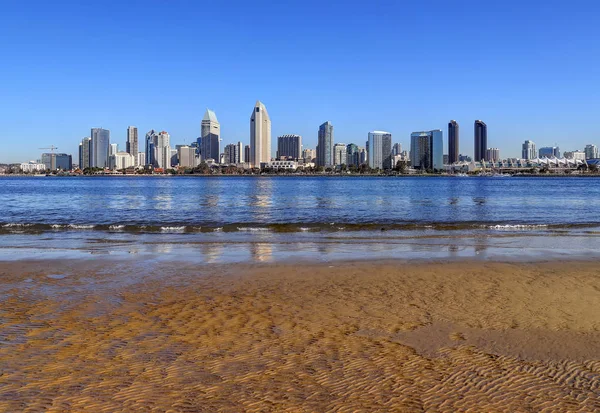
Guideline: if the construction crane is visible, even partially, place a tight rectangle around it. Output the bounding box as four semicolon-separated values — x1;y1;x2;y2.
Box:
39;145;58;153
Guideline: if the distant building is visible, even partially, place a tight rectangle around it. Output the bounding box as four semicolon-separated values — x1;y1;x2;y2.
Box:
410;130;444;171
317;121;334;167
201;109;220;162
448;120;459;164
302;148;316;163
80;137;92;169
486;148;500;162
137;152;145;167
564;150;586;161
145;130;157;166
109;143;118;157
91;128;110;168
237;142;244;163
244;145;251;164
250;101;271;167
224;143;241;164
392;143;403;156
443;154;449;165
584;144;598;160
261;160;298;171
20;161;46;173
110;152;135;170
346;144;360;166
368;131;393;170
277;134;302;159
474;120;487;161
126;126;139;166
177;146;197;168
42;153;72;171
539;146;560;158
359;148;367;165
522;140;536;160
154;131;171;169
458;154;472;162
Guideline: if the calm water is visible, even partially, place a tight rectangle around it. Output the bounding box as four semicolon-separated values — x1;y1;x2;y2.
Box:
1;176;599;262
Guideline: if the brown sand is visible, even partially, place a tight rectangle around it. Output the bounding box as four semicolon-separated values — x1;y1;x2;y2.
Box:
1;259;600;412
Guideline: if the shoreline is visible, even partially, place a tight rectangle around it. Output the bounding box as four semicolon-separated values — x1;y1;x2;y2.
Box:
1;259;600;411
3;173;600;178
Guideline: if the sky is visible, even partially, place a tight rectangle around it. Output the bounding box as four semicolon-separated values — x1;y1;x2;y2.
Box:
1;0;599;163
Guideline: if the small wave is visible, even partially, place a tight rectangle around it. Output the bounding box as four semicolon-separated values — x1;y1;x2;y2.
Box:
299;227;311;232
51;224;64;229
2;223;33;228
109;225;125;230
488;224;548;230
68;224;95;230
236;227;270;232
160;226;186;232
213;227;223;232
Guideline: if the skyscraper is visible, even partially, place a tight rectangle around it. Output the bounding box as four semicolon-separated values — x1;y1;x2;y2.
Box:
244;145;251;164
346;143;360;166
474;120;487;161
539;146;560;158
145;130;158;166
316;121;334;167
177;146;197;168
277;135;302;160
522;140;536;160
486;148;500;162
448;120;459;164
410;130;444;171
237;142;244;163
368;131;393;170
155;131;171;169
80;137;92;169
392;143;403;156
201;109;220;162
91;128;110;168
126;126;139;166
250;101;271;167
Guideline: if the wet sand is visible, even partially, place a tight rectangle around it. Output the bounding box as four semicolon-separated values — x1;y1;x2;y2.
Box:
1;259;600;412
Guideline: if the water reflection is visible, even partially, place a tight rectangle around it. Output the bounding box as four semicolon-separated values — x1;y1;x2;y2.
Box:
250;243;273;262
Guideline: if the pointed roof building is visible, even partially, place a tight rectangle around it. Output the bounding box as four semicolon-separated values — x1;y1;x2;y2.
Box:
203;108;218;123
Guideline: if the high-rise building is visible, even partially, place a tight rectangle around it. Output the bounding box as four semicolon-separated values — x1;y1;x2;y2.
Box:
584;144;598;160
250;101;271;167
145;130;158;166
177;146;197;168
392;143;402;156
539;146;560;158
346;144;360;166
359;148;368;165
486;148;500;162
201;109;220;162
317;121;334;167
126;126;139;166
109;152;135;170
237;142;244;163
80;137;92;169
91;128;110;168
522;140;536;160
224;144;240;164
564;150;586;160
153;131;171;169
368;131;393;170
302;148;316;163
277;135;302;160
474;120;487;161
110;143;118;157
410;130;444;171
448;120;459;164
333;143;347;166
41;153;72;171
137;152;145;167
244;145;251;164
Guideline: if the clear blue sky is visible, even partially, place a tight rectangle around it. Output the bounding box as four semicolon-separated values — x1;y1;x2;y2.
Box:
1;0;599;163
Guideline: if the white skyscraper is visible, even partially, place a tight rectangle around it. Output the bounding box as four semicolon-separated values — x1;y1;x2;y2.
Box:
154;131;171;169
522;140;536;160
250;101;271;167
201;109;220;162
368;131;393;170
110;143;118;157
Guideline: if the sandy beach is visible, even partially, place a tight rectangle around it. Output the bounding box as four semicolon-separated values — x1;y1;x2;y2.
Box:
1;259;600;412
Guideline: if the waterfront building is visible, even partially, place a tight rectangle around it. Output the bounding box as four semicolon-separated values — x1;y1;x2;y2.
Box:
392;143;403;156
564;150;586;161
474;120;487;161
486;148;500;162
154;131;171;169
20;161;46;173
79;137;92;169
224;143;241;164
584;144;598;160
244;145;251;164
443;154;449;165
333;143;347;166
177;145;197;168
91;128;110;168
448;120;459;164
145;130;157;166
237;142;244;163
250;101;271;167
368;131;393;170
522;140;536;160
277;135;302;160
459;154;472;162
126;126;139;166
137;152;145;166
346;144;360;167
539;146;560;158
201;109;220;162
261;160;298;171
109;143;118;157
41;153;72;171
359;148;367;165
109;152;135;170
316;121;334;167
410;130;444;171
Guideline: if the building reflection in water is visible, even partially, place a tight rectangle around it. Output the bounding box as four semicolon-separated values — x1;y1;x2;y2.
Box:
203;243;224;264
251;243;273;262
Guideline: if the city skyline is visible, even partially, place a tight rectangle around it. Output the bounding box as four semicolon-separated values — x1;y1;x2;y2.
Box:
2;2;599;163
